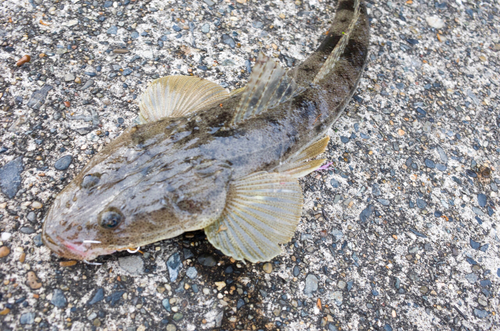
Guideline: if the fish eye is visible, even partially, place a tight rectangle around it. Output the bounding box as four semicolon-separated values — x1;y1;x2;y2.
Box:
99;207;124;229
81;173;101;189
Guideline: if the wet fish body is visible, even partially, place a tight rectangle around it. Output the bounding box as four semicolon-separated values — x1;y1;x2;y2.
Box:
42;0;370;263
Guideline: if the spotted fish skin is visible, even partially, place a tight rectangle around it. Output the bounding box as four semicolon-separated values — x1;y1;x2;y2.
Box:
42;0;369;262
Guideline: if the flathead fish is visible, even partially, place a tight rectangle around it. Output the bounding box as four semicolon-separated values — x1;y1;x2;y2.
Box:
42;0;369;263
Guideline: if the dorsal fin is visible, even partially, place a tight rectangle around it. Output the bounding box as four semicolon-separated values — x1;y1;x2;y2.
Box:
313;0;361;84
138;76;230;124
231;53;298;126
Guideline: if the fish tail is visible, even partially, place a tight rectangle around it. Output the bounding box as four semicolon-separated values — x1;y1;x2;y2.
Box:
313;0;361;84
293;0;367;86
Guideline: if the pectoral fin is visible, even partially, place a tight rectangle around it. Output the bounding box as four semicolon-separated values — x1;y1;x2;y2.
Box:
205;171;303;263
231;53;299;126
138;76;230;124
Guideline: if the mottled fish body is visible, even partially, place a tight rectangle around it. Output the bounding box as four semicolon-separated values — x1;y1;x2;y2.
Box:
42;0;369;263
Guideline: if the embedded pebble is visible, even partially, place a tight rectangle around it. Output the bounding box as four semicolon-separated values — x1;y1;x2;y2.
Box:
118;255;144;275
20;312;35;325
477;194;487;207
0;246;10;258
107;26;118;35
26;271;42;289
359;204;374;222
186;266;198;279
33;234;43;247
27;85;53;110
80;79;94;90
26;211;36;222
0;157;24;199
54;155;73;170
425;16;445;29
31;201;43;209
465;273;478;284
162;298;171;312
262;262;273;273
106;291;125;306
221;34;236;48
416;199;427;209
197;254;216;267
167;252;181;281
87;288;105;305
64;73;75;82
173;313;184;321
19;227;35;234
473;308;489;319
51;289;67;308
304;274;318;296
201;23;210;33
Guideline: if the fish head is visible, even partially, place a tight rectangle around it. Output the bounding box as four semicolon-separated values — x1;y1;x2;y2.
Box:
42;135;232;261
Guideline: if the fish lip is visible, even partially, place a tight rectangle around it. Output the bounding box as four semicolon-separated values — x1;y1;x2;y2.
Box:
41;231;115;261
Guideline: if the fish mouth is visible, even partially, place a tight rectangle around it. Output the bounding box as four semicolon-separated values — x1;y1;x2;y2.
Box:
42;232;116;261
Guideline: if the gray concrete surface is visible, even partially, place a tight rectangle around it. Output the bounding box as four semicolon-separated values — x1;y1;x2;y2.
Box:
0;0;499;330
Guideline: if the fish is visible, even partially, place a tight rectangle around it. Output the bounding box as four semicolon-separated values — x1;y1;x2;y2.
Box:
42;0;370;263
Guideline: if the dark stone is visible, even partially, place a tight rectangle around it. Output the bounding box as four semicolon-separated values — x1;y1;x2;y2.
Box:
359;204;374;223
477;194;487;207
87;288;105;305
20;312;35;325
416;198;427;209
26;211;36;222
424;159;435;168
167;252;182;281
107;26;118;35
473;308;488;319
330;179;340;188
162;298;171;311
198;254;217;267
33;233;43;247
54;155;73;170
222;34;236;48
27;85;53;110
19;227;35;234
470;239;480;250
0;157;24;198
106;291;125;306
51;289;67;308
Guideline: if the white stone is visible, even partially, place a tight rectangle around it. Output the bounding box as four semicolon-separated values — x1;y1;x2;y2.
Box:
426;16;445;29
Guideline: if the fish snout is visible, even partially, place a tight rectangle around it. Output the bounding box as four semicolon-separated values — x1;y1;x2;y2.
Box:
42;226;114;261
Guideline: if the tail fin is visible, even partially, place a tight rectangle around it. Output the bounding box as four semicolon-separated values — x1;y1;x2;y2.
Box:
313;0;361;84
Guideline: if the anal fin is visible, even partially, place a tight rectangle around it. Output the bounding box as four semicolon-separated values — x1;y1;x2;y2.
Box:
276;136;330;178
205;172;303;263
